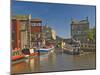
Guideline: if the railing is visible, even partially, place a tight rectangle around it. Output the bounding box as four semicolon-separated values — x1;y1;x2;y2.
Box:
80;43;96;52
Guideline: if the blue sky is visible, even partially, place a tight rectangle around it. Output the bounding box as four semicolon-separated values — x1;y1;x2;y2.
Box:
12;0;96;39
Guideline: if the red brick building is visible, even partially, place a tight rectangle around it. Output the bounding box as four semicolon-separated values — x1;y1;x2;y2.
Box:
12;19;21;49
31;26;42;33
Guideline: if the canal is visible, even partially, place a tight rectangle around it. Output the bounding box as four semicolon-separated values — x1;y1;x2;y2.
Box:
12;49;96;74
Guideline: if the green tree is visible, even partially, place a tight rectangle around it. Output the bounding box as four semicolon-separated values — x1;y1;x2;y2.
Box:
87;28;95;41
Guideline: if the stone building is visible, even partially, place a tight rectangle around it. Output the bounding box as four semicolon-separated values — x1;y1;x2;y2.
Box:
71;17;89;43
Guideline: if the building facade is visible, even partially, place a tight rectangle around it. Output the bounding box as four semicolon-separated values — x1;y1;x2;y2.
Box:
12;19;21;49
12;15;56;49
12;15;31;49
31;18;42;48
71;17;89;43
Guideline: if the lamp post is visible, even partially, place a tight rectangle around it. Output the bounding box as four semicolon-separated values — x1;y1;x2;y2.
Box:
28;14;32;48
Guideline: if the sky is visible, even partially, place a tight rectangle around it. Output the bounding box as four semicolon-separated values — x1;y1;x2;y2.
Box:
12;0;96;39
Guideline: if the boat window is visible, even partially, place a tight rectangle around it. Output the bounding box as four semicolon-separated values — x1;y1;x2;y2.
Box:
12;52;15;56
12;51;20;56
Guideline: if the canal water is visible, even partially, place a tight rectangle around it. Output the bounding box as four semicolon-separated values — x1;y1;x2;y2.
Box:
12;49;96;74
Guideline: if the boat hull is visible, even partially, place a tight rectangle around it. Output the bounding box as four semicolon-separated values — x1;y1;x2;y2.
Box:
35;48;54;55
12;55;25;61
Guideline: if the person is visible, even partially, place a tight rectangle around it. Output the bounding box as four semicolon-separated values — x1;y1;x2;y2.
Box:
22;45;30;55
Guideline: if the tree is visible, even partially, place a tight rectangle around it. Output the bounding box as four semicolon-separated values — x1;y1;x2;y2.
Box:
87;28;95;41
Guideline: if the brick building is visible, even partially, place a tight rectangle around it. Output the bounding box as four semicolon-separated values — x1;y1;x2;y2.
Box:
12;15;56;49
31;18;42;47
12;19;21;49
12;15;31;49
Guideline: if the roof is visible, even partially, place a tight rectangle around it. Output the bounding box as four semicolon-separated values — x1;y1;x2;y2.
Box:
72;20;79;24
79;20;89;24
12;15;30;20
71;18;89;24
31;18;42;23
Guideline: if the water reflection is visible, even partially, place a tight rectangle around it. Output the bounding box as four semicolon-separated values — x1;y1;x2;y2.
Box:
72;52;96;69
12;51;96;74
48;52;56;65
28;56;40;72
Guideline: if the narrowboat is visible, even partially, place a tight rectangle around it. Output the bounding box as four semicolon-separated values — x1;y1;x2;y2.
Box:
12;49;25;61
